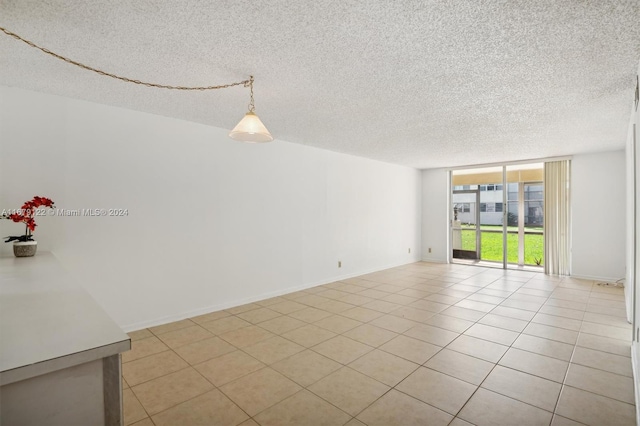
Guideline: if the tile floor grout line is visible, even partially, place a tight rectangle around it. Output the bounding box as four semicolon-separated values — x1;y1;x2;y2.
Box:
305;373;394;423
126;364;191;388
460;285;572;424
130;353;226;420
123;264;633;425
317;271;583;415
445;272;579;423
416;266;540;421
295;290;629;411
122;344;172;365
402;270;540;422
212;365;275;424
299;279;462;422
124;384;154;425
554;382;637;407
150;366;254;425
505;275;632;421
567;343;635;377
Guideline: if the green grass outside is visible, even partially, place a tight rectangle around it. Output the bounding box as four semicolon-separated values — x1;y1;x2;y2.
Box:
461;227;543;265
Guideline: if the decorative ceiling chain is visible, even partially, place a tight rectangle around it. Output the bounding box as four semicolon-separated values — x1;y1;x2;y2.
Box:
0;27;250;91
1;26;272;142
248;76;255;112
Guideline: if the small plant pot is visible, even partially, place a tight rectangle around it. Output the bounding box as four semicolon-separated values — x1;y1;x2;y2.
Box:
13;241;37;257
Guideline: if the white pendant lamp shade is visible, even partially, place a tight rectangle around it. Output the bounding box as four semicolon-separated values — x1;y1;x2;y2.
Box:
0;29;275;144
229;111;274;143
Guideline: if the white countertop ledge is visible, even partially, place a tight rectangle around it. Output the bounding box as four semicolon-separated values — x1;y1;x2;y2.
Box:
0;252;130;385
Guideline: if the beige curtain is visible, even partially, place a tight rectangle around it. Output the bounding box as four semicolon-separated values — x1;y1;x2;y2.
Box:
544;160;571;275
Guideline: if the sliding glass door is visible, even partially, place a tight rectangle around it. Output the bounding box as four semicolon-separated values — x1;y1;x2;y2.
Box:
452;189;480;260
451;163;544;269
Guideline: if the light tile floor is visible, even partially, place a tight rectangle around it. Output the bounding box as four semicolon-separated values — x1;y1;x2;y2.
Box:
122;262;635;426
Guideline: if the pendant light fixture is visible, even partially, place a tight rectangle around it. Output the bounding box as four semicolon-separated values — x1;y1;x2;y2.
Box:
229;76;273;143
0;27;275;143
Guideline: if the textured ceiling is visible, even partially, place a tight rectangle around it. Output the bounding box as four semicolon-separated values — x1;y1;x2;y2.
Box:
1;1;639;169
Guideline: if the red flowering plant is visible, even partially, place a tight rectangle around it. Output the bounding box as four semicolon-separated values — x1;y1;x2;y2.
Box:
2;196;55;243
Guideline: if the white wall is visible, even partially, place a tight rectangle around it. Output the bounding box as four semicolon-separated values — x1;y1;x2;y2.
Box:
626;60;640;422
571;150;626;281
420;152;627;280
421;168;449;263
625;117;636;323
0;86;422;331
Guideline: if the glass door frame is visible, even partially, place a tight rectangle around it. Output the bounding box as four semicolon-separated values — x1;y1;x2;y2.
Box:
502;167;507;269
450;163;544;270
451;189;481;260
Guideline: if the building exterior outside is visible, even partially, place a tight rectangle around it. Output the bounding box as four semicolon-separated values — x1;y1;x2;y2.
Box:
453;183;543;227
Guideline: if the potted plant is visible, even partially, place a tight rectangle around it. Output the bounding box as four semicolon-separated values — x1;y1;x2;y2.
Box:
2;196;55;257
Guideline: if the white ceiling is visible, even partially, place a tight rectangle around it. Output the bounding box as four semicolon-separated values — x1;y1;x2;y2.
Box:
1;1;639;169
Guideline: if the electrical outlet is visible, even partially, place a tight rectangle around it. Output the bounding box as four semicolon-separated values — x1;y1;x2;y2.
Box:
338;261;342;268
428;248;432;253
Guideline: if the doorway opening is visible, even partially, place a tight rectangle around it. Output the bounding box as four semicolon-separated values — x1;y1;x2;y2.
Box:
451;163;544;270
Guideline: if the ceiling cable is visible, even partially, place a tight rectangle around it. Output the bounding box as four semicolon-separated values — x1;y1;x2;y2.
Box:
0;26;273;142
0;26;250;91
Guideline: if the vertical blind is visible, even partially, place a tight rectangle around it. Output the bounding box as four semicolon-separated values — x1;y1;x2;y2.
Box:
544;160;571;275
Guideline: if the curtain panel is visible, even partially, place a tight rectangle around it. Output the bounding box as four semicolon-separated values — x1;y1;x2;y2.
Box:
544;160;571;275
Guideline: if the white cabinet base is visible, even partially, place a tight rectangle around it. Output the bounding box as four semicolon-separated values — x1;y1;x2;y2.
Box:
0;354;122;426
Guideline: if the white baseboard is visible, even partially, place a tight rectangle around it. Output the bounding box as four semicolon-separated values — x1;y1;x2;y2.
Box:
569;273;624;283
121;257;421;332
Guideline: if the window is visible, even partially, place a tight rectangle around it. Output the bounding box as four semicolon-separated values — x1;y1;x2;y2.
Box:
455;203;470;213
487;185;495;191
480;185;487;191
481;203;501;213
496;184;503;191
525;184;543;201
